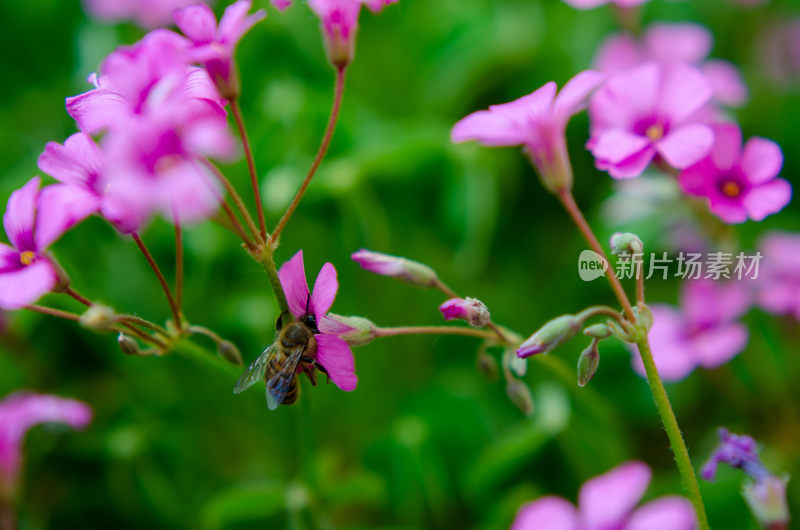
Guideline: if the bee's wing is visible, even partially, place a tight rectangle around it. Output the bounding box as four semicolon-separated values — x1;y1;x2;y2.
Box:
265;344;305;411
233;343;278;394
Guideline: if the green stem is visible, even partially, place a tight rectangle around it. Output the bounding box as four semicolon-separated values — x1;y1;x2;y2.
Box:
374;325;494;340
637;338;710;530
260;251;291;318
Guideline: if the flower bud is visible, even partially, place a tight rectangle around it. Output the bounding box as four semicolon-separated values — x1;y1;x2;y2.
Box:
117;333;140;356
743;475;790;530
79;304;118;332
476;350;499;381
439;297;490;328
506;380;534;416
351;249;439;289
516;315;582;358
325;314;377;347
218;340;243;366
610;232;644;256
577;340;600;387
583;323;611;339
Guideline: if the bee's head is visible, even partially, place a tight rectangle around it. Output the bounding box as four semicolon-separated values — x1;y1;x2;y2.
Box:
301;313;318;334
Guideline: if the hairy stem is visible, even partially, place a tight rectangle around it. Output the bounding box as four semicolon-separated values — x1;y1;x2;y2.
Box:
132;233;182;330
231;99;268;240
637;339;710;530
269;66;347;245
374;326;495;340
556;190;636;322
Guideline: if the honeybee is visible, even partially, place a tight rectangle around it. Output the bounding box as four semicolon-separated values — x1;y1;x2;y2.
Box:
234;308;328;410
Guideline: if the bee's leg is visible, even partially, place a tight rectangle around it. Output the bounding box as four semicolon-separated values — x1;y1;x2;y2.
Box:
315;363;331;384
303;363;318;386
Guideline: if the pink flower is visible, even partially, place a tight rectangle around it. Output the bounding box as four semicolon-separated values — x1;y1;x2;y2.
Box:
271;0;292;11
755;232;800;321
439;297;490;328
0;392;91;496
175;0;266;99
630;279;751;381
511;461;695;530
82;0;208;28
278;250;357;391
452;70;606;191
0;177;88;309
594;23;748;107
308;0;398;68
561;0;648;9
759;19;800;86
588;61;715;179
678;123;791;223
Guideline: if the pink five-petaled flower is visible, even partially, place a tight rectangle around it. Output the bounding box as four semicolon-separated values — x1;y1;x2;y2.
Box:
755;231;800;321
588;61;714;179
679;123;791;224
561;0;648;9
278;250;358;391
0;177;88;310
629;279;751;382
451;70;606;192
82;0;207;28
175;0;266;100
511;461;695;530
308;0;398;68
0;392;91;497
594;23;748;107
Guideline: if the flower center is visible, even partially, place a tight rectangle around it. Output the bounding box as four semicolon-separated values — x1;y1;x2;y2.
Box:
646;124;664;141
19;251;35;266
721;180;742;198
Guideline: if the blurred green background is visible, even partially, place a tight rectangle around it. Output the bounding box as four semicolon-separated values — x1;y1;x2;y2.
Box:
1;0;799;528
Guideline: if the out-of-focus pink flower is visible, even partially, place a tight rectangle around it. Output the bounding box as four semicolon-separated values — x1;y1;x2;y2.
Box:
630;279;751;381
755;232;800;321
0;177;88;309
702;428;764;481
452;71;606;191
308;0;398;68
82;0;208;28
594;23;748;107
511;461;695;530
271;0;292;11
0;392;91;497
66;30;234;232
439;298;490;328
759;18;800;87
278;250;357;391
588;61;714;179
175;0;266;99
679;123;791;224
561;0;648;9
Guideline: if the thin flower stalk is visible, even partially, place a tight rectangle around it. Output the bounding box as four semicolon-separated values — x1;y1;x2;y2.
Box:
203;158;261;244
374;325;496;340
174;220;184;311
65;288;92;307
132;233;182;330
230;99;268;240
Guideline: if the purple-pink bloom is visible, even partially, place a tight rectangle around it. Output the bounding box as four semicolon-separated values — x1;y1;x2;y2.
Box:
0;177;88;310
82;0;207;28
588;61;715;179
594;23;748;107
511;461;695;530
278;250;357;391
561;0;648;9
452;71;606;192
755;232;800;321
679;123;791;223
701;428;765;482
308;0;398;68
271;0;292;11
175;0;266;99
0;392;91;497
630;279;750;381
439;297;490;328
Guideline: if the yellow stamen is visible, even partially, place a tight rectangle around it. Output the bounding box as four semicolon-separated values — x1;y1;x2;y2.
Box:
20;251;35;266
721;181;742;198
646;124;664;141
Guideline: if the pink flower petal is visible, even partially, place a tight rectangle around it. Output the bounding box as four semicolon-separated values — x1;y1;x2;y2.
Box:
0;260;57;310
315;334;357;391
3;177;40;252
602;145;657;180
317;314;355;335
743;179;792;221
35;185;99;249
591;63;661;131
657;62;713;124
645;23;712;64
310;262;339;318
593;33;642;72
703;60;749;107
656;124;714;169
0;244;19;272
174;4;218;44
590;129;650;165
691;322;748;369
272;0;292;11
37;133;103;188
708;201;748;224
553;70;606;126
278;250;310;319
627;496;696;530
65;88;128;134
220;0;266;45
740;137;783;184
709;122;742;171
511;497;578;530
578;461;651;529
451;110;529;147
